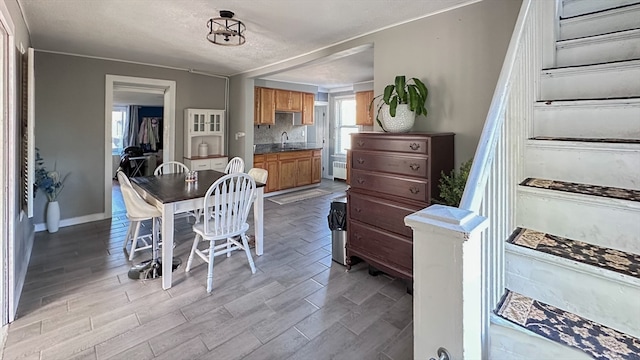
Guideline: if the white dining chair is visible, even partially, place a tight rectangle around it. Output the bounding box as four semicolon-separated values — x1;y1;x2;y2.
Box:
117;171;162;261
154;161;189;175
224;157;245;174
248;167;268;184
185;173;257;293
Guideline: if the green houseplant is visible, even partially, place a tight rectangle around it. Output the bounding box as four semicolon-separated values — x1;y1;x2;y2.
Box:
438;159;472;207
371;75;429;132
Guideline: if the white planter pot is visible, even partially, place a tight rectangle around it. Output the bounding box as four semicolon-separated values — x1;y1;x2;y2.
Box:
46;201;60;233
381;104;416;133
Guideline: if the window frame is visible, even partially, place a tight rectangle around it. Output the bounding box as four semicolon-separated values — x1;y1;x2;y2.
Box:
334;95;357;156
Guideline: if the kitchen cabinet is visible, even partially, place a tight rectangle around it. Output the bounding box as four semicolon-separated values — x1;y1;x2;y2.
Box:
253;149;320;192
253;153;279;193
355;90;374;126
346;132;455;283
255;87;276;125
184;108;227;170
302;92;315;125
275;89;302;112
312;150;322;183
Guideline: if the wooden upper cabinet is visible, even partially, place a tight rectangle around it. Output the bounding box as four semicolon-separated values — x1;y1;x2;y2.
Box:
255;87;276;125
355;90;374;126
275;90;303;112
302;92;314;125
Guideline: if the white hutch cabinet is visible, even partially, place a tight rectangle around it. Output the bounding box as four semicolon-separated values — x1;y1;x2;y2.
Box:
183;108;228;171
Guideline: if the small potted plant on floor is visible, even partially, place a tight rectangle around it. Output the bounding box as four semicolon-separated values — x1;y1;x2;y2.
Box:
371;75;429;132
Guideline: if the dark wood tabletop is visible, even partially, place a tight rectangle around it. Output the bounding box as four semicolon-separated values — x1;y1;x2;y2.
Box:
130;170;265;204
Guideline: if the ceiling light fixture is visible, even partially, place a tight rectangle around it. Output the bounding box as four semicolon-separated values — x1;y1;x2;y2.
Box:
207;10;246;46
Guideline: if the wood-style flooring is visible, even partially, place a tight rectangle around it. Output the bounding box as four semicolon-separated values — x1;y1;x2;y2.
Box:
2;179;413;360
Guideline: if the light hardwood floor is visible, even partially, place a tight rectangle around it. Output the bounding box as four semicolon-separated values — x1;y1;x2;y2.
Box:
2;179;413;360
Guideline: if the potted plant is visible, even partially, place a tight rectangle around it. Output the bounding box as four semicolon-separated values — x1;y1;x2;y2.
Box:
34;148;69;233
438;159;472;207
371;75;429;132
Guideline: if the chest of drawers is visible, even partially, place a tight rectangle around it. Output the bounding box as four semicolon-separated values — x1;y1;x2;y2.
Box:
346;132;455;281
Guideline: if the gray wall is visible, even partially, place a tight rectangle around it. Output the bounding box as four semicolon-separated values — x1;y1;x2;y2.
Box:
33;52;227;223
372;0;521;166
231;0;521;169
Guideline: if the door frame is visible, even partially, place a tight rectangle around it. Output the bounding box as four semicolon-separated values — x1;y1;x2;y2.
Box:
104;75;176;216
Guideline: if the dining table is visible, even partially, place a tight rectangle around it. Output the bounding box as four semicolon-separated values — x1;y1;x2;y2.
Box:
130;169;265;290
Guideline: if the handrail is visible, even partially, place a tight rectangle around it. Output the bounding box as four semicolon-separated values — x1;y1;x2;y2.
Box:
459;0;533;212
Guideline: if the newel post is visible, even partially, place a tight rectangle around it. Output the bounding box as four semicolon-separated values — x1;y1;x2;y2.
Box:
405;204;488;360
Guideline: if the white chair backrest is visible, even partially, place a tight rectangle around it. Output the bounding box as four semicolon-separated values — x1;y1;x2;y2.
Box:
248;168;268;184
154;161;189;175
116;171;160;218
203;173;256;237
224;157;245;174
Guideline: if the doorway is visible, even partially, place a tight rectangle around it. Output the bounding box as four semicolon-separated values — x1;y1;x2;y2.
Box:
104;75;176;217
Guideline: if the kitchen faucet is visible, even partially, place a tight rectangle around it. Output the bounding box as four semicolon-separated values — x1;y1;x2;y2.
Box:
281;131;289;146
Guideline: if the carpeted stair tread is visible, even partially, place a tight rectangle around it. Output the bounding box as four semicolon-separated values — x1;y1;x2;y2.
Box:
496;290;640;360
530;136;640;144
510;228;639;278
521;178;640;202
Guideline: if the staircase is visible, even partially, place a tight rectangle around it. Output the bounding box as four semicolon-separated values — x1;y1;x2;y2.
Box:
490;1;640;359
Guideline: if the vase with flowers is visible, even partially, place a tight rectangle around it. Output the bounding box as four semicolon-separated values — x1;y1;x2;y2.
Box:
34;148;69;233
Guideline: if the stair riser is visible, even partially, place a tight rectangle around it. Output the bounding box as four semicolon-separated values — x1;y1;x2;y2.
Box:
556;31;640;67
490;320;592;360
562;0;640;18
534;100;640;139
506;245;640;338
559;4;640;40
540;63;640;100
525;144;640;190
517;188;640;254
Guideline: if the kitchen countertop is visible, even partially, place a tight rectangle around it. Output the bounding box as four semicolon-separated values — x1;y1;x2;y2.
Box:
254;143;322;155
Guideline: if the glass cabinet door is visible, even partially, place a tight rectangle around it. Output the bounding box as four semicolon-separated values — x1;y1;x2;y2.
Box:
192;113;206;133
209;113;222;133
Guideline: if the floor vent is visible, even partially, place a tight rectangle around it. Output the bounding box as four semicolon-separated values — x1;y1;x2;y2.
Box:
333;161;347;180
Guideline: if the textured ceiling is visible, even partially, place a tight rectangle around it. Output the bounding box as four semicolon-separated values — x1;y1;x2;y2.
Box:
19;0;474;89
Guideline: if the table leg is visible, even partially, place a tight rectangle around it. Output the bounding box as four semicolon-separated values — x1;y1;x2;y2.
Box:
162;203;175;290
254;187;264;256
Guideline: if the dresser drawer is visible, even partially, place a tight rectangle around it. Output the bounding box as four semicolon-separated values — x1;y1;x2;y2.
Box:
351;150;428;178
210;158;228;172
352;136;429;155
348;219;412;275
189;159;211;170
351;169;430;203
348;192;420;237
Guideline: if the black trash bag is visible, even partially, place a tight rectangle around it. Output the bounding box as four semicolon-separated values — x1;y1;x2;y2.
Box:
328;198;347;231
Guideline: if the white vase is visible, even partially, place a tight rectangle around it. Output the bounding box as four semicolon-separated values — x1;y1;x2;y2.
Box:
381;104;416;133
46;201;60;233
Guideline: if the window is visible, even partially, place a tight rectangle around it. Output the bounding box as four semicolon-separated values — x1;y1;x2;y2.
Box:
335;97;357;155
112;106;128;155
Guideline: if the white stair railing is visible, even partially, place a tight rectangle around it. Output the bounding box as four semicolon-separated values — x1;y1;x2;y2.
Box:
405;0;546;358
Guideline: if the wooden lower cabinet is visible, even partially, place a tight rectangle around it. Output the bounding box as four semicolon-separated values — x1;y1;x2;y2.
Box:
312;151;321;183
254;149;321;192
296;158;312;186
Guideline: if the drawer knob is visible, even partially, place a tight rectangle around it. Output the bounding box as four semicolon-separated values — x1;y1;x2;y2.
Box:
357;140;365;147
409;163;420;171
354;233;362;241
409;143;421;151
356;158;365;164
409;186;420;194
356;178;365;184
354;207;362;213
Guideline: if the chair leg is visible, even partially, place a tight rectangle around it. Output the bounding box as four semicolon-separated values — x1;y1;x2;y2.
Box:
207;241;216;293
129;221;142;261
185;234;201;272
227;238;232;258
240;234;256;274
123;222;134;256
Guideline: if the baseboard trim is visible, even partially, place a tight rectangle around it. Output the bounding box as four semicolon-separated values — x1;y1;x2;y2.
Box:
34;212;109;232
